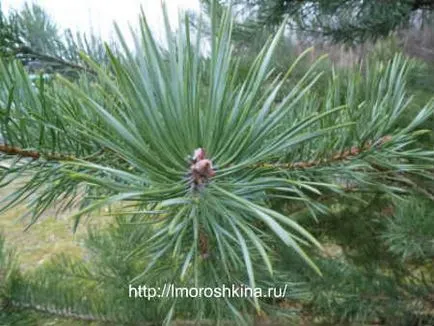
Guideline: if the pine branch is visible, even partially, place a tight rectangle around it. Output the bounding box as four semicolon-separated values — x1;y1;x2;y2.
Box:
0;144;104;162
17;45;96;75
9;299;163;325
8;301;108;323
386;174;434;201
8;300;234;325
254;135;393;170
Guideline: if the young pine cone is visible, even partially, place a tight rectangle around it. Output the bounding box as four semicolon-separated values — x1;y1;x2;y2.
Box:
190;148;215;187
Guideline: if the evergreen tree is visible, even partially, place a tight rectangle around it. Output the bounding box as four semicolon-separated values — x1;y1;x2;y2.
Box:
0;2;433;325
209;0;434;43
0;3;108;76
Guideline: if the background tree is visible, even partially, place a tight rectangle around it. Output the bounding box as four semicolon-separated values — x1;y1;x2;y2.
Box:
210;0;434;43
0;2;108;77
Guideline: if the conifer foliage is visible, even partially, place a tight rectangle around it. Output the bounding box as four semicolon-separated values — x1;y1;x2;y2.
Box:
214;0;434;43
0;1;433;325
0;3;106;76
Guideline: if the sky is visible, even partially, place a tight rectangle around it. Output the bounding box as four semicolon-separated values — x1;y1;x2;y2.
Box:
1;0;201;43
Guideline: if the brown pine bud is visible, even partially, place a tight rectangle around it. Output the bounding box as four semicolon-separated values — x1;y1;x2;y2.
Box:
192;148;205;162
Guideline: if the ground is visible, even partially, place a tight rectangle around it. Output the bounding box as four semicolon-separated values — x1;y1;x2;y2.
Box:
0;181;106;325
0;180;97;270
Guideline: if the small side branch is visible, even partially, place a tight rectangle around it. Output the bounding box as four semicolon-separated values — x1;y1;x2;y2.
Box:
17;46;96;75
0;144;103;162
9;300;108;323
254;135;393;170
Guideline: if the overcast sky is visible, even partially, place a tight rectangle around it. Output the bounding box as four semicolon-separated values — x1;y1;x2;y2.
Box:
1;0;201;43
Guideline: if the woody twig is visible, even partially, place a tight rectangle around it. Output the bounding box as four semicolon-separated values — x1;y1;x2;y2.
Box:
253;135;393;170
0;144;103;162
